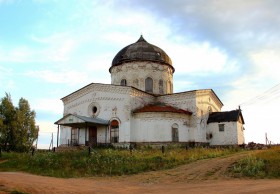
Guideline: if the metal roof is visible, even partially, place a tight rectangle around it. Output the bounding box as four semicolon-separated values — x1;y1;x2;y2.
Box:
133;103;192;115
110;35;174;73
207;110;245;124
54;114;109;127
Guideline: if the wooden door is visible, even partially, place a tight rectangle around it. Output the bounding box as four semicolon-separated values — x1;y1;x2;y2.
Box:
89;126;97;147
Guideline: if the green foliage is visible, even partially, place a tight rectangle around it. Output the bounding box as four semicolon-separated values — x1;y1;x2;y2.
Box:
0;147;239;178
232;155;265;177
231;146;280;178
255;146;280;178
0;93;38;152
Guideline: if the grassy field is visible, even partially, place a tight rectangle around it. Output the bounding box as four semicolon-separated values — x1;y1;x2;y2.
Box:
231;146;280;178
0;147;238;178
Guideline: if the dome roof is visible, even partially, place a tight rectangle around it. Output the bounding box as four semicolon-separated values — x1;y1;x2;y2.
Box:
110;35;174;72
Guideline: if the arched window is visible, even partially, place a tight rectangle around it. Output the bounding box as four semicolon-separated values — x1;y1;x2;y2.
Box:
120;79;127;86
159;79;164;94
145;77;153;93
110;120;119;143
172;123;179;142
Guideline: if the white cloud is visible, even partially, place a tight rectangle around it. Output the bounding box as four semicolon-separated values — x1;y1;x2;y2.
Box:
250;49;280;81
167;41;237;75
32;98;63;115
25;70;91;85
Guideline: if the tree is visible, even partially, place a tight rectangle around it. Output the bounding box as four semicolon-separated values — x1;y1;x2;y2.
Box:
0;93;39;152
0;93;17;151
15;98;38;151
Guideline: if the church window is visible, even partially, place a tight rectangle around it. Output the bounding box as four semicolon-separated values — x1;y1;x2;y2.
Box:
172;123;179;142
219;124;225;132
120;79;127;86
110;120;119;143
92;106;97;114
159;79;164;94
145;77;153;93
89;103;100;117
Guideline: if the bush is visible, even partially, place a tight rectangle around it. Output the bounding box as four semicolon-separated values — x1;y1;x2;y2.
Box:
231;146;280;178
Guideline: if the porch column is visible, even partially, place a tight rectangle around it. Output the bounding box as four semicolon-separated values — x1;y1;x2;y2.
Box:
85;123;88;146
57;125;60;147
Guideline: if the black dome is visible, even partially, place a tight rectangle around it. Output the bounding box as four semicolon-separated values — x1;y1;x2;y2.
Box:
110;35;174;72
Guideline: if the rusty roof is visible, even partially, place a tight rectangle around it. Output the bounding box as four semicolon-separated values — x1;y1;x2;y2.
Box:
133;103;192;115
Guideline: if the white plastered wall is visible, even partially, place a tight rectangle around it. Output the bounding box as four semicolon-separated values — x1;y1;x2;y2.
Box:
110;62;174;94
207;122;241;145
131;112;191;142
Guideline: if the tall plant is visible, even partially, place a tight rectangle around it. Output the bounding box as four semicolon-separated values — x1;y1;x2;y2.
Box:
0;93;38;152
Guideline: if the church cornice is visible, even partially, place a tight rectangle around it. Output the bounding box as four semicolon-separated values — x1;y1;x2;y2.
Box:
62;83;132;104
61;83;156;105
195;89;224;108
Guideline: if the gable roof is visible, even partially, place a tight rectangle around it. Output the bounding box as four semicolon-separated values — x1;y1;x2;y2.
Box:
133;103;192;115
54;114;109;127
207;109;245;124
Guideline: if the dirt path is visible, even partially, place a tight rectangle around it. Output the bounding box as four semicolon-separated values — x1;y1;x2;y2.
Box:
1;152;280;194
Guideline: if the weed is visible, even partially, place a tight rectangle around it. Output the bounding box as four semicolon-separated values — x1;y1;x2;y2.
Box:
231;146;280;178
0;147;240;178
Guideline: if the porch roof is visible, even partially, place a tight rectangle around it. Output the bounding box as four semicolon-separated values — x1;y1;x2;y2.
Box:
54;114;109;127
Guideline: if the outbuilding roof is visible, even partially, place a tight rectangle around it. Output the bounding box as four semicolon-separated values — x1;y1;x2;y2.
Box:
207;109;245;124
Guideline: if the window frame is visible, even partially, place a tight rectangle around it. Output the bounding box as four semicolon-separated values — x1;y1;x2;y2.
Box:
110;120;119;143
120;79;127;86
219;124;225;132
145;77;153;93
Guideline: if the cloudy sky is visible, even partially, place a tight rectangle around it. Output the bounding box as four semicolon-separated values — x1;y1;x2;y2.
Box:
1;0;280;148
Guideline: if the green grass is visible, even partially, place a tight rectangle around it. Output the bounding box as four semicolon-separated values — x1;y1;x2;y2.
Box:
231;146;280;178
0;147;239;178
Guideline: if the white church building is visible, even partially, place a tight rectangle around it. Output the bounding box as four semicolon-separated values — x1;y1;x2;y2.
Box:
55;35;245;147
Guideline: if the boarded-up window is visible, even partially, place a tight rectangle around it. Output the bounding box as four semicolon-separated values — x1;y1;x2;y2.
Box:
71;128;78;145
159;79;164;94
110;120;119;143
145;77;153;93
172;123;179;142
219;124;225;132
120;79;127;86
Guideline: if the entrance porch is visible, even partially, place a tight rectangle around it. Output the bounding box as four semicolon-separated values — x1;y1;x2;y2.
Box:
55;114;109;147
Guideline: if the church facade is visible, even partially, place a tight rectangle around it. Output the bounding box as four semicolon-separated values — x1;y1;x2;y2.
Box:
55;36;245;147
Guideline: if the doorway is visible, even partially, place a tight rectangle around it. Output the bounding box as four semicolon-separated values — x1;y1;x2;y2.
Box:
88;126;97;147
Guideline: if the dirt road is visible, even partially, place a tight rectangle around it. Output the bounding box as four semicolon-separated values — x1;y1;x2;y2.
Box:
1;152;280;194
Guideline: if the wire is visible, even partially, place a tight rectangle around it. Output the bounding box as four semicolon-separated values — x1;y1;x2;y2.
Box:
239;83;280;107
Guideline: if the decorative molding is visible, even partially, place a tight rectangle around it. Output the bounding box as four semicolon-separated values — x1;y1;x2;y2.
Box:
67;96;125;109
63;84;130;105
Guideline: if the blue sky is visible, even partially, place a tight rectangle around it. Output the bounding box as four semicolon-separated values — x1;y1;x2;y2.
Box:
1;0;280;148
